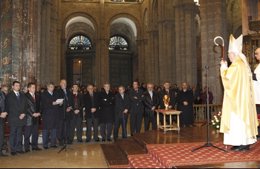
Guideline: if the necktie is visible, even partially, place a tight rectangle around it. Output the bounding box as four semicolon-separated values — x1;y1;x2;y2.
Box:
63;89;68;101
74;94;78;109
149;92;153;99
90;94;94;107
16;92;20;101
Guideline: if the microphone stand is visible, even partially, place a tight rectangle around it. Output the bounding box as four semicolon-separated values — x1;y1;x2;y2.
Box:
192;66;227;152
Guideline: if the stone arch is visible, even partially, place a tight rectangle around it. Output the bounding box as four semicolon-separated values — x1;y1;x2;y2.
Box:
107;13;141;39
143;8;148;32
61;13;98;86
62;13;98;42
62;12;98;43
65;22;95;49
151;0;158;28
107;14;140;87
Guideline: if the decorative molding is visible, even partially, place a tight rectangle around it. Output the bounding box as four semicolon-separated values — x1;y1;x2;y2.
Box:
249;20;260;33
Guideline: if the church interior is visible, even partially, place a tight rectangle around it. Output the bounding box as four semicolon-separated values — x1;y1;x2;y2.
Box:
1;0;260;168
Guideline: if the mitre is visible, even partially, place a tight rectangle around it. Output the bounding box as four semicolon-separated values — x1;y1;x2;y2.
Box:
228;34;243;55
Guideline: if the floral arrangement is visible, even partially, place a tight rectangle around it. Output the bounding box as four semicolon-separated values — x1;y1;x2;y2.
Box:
211;112;221;130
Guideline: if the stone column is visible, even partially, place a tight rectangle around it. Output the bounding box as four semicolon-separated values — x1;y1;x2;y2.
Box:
0;0;40;86
39;0;60;84
34;0;42;84
157;0;176;85
136;38;145;82
12;0;24;84
174;0;197;86
96;0;109;87
0;0;13;85
25;0;39;84
0;1;2;84
200;0;227;103
153;31;159;84
100;38;109;85
40;0;51;84
143;37;151;83
50;0;60;83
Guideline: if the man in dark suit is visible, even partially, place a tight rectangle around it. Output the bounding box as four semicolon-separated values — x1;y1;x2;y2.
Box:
99;83;115;142
71;84;84;143
176;82;194;127
0;85;8;157
41;82;60;149
143;83;159;131
159;82;177;124
129;81;144;135
6;81;28;155
56;79;74;145
24;83;41;152
84;84;100;142
159;82;176;109
114;85;130;140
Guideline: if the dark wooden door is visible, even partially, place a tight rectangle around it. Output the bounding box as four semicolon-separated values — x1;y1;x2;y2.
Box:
109;52;133;87
66;51;94;86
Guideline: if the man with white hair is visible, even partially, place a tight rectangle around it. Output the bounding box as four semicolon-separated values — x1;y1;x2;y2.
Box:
220;34;258;151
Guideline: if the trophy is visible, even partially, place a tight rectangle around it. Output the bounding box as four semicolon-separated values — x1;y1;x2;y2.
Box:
163;95;170;110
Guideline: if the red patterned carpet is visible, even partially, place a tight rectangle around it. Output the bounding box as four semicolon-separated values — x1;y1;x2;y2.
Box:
127;141;260;168
128;154;165;168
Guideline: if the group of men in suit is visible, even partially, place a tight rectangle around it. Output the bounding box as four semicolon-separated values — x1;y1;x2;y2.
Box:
0;79;195;157
0;81;42;156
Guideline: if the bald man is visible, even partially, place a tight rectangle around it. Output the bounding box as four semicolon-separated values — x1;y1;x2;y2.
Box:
143;83;159;131
176;82;194;127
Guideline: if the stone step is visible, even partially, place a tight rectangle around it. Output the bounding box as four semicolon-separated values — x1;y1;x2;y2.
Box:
115;137;147;155
100;143;129;167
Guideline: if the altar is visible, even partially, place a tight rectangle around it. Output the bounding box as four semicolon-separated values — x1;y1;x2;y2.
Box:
155;109;182;133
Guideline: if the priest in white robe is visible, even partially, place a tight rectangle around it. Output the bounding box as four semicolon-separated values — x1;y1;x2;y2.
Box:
253;48;260;113
220;34;258;151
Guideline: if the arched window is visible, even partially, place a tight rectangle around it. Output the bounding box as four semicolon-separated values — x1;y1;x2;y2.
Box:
109;36;129;51
68;35;92;51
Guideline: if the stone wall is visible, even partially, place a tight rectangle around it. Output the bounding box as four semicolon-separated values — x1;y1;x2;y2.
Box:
0;0;13;85
200;0;227;103
59;0;142;87
0;0;248;104
40;0;60;85
0;0;39;86
142;0;198;86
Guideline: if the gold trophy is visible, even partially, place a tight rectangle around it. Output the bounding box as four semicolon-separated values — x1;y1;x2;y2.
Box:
163;95;170;110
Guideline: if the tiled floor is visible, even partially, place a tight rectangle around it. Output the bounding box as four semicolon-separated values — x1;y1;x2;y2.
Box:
0;143;108;168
